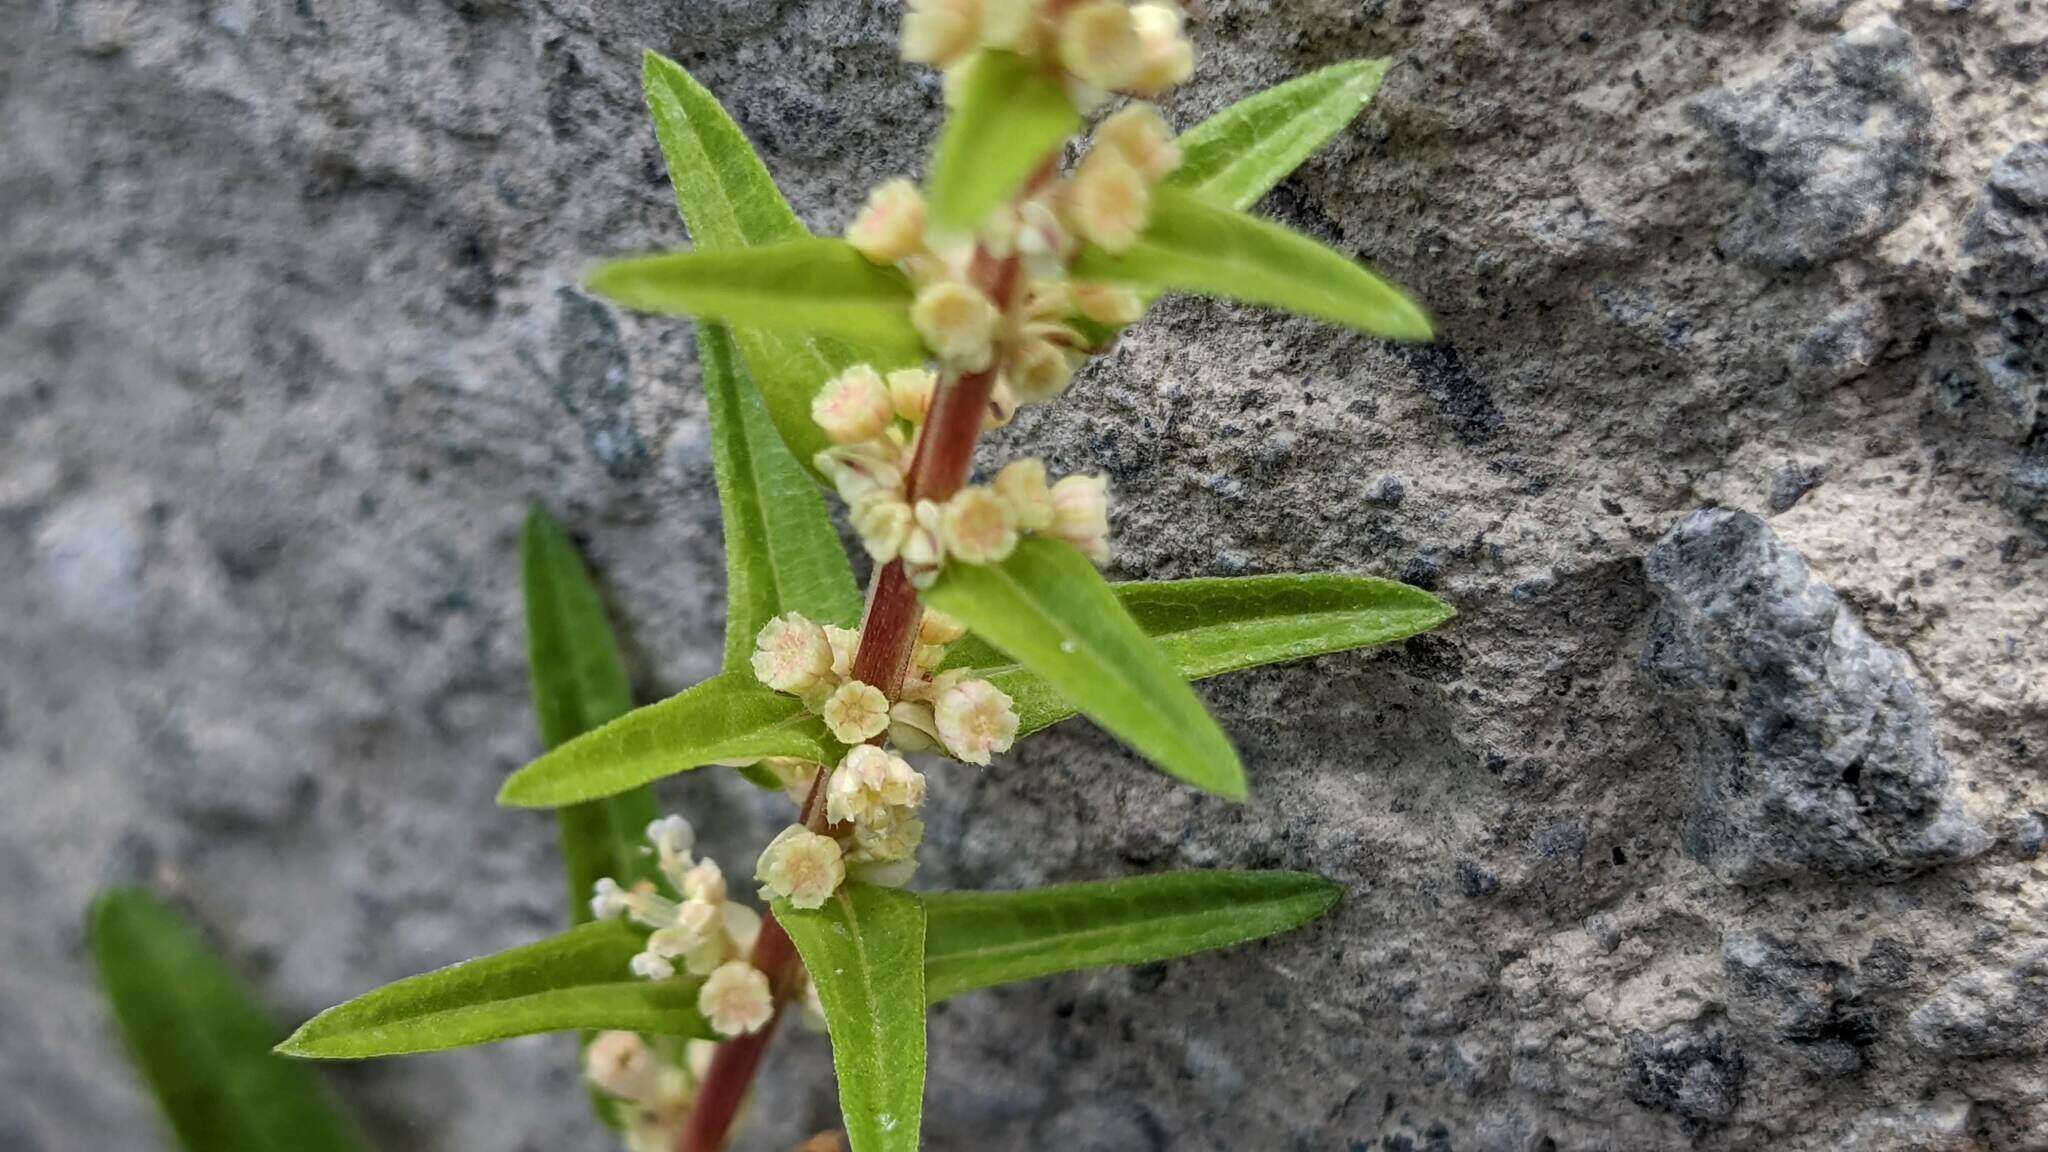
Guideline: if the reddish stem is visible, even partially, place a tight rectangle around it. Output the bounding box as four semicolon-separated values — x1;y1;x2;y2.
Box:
677;164;1044;1152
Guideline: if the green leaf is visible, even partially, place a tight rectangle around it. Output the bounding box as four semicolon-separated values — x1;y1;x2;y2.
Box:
923;537;1246;800
500;672;833;808
928;51;1081;232
701;323;863;672
942;573;1453;737
1072;186;1432;341
1171;60;1390;211
522;506;664;920
777;886;926;1152
642;51;924;475
923;871;1342;1002
588;239;922;349
278;921;709;1059
89;889;365;1152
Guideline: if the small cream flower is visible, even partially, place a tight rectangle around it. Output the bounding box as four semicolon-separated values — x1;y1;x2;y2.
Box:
888;368;937;424
815;441;906;505
1069;147;1151;253
901;0;982;67
1072;281;1145;327
812;365;894;445
919;607;969;646
940;486;1019;565
585;1031;662;1103
756;824;847;909
1094;103;1181;181
981;0;1048;53
825;625;861;681
846;179;927;265
995;458;1055;531
1058;3;1144;90
698;961;775;1037
590;877;632;921
1128;2;1195;95
645;900;721;960
934;676;1019;765
827;745;927;826
821;680;890;742
911;282;1001;371
850;812;926;863
1006;338;1077;403
852;493;915;563
631;951;676;981
681;858;726;904
1050;473;1112;563
752;613;834;694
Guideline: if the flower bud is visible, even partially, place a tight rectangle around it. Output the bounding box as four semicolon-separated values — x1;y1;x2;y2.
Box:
812;364;894;445
585;1031;662;1103
887;368;937;424
1068;147;1151;253
698;961;775;1037
850;812;926;863
939;486;1019;565
1006;338;1077;403
756;824;846;910
911;282;1000;371
994;458;1055;531
852;494;914;563
981;0;1049;53
1050;473;1111;563
985;378;1019;430
825;625;860;681
751;613;834;694
1058;2;1145;91
901;0;982;68
846;179;927;265
1072;281;1145;327
887;700;943;752
1127;3;1195;95
1094;103;1181;181
918;607;969;645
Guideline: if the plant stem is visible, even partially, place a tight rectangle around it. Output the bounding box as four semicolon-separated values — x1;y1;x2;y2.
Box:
677;167;1042;1152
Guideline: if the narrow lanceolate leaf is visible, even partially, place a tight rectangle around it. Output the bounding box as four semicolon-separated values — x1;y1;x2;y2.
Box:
701;323;862;671
1073;186;1433;342
643;51;923;474
777;886;926;1152
522;506;664;919
928;51;1081;231
500;672;832;808
922;871;1342;1002
279;921;708;1059
90;889;364;1152
588;240;922;351
942;573;1453;737
924;537;1247;800
1170;60;1391;211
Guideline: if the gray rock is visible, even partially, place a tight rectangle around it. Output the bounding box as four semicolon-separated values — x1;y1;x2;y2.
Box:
1952;140;2048;446
2009;442;2048;541
1624;1025;1745;1124
1908;949;2048;1058
1691;19;1934;270
1642;509;1989;882
1723;933;1879;1077
1769;462;1828;513
552;289;650;481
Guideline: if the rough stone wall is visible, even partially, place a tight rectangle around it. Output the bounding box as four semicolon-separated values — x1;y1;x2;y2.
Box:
4;1;2045;1150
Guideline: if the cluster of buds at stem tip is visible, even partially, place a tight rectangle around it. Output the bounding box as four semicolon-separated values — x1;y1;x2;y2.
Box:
582;1030;707;1152
588;816;775;1039
902;1;1195;107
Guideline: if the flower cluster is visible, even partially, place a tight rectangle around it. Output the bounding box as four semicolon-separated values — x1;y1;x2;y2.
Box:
583;1031;707;1152
589;817;774;1038
747;608;1020;909
903;0;1195;106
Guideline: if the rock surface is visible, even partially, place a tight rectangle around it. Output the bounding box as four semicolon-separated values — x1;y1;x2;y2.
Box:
4;2;2047;1151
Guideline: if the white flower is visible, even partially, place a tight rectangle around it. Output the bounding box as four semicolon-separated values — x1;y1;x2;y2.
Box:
901;0;982;67
995;457;1055;531
751;613;834;694
852;493;915;563
888;368;937;424
1058;2;1144;90
812;364;895;445
681;858;726;904
756;824;846;909
584;1031;662;1103
1068;147;1150;253
630;951;676;981
939;486;1018;565
849;812;926;863
1127;2;1195;96
1094;103;1181;181
590;877;632;921
911;282;1001;371
827;745;927;826
934;676;1019;765
1049;473;1112;563
820;680;890;743
646;899;722;960
698;961;775;1037
847;179;928;265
